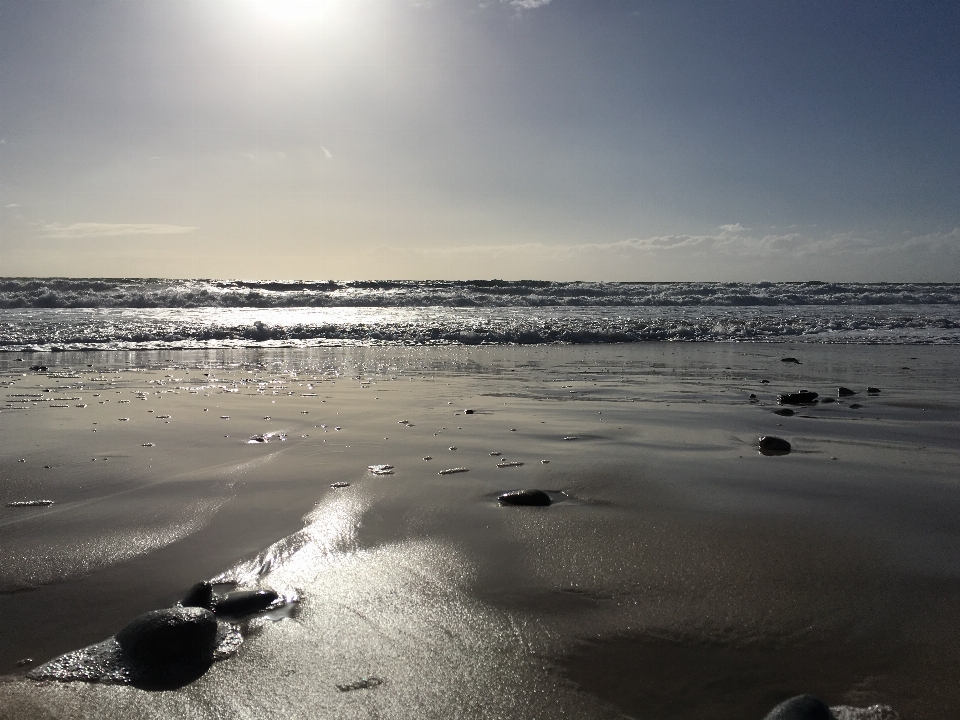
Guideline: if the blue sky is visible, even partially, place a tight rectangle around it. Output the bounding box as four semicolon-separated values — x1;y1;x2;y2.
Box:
1;0;958;280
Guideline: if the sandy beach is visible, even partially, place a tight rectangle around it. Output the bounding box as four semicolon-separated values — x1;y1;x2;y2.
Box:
2;343;960;719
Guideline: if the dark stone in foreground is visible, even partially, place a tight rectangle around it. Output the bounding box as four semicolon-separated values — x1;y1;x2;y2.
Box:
774;408;795;417
762;694;833;720
498;489;552;506
838;386;856;397
464;409;475;414
781;357;801;364
867;386;881;394
116;608;218;668
181;581;214;610
778;391;819;405
758;436;792;455
214;589;280;617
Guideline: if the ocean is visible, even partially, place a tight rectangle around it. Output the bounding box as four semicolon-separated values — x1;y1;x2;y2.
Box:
2;278;960;351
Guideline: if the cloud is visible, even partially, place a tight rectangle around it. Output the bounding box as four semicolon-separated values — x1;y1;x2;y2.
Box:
4;203;20;208
321;146;333;159
505;0;551;8
374;225;960;263
39;223;198;239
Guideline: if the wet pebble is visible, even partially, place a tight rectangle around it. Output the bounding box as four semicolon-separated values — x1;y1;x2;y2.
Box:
758;436;791;455
838;386;856;397
438;467;469;475
774;408;795;417
116;607;219;668
781;357;801;364
497;489;551;506
497;461;524;468
180;581;214;610
778;391;818;405
214;590;281;618
762;694;832;720
867;386;881;394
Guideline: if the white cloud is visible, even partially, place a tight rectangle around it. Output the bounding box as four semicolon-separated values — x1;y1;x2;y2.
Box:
4;203;20;208
505;0;551;8
39;223;198;239
374;225;960;263
321;146;333;159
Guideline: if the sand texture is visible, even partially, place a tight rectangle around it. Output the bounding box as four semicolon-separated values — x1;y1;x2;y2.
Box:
1;344;959;719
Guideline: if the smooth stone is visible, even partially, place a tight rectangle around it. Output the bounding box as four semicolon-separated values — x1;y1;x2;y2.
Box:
497;489;552;506
116;607;218;667
781;357;801;364
867;386;881;394
464;409;475;414
180;581;214;610
820;397;834;404
758;436;792;454
838;386;856;397
778;391;819;405
774;408;795;416
763;694;833;720
214;589;280;617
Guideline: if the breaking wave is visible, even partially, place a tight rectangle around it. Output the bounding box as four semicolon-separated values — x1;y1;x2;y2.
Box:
3;278;960;309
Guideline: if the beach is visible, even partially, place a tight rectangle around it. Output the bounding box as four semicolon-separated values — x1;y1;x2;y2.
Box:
2;342;960;719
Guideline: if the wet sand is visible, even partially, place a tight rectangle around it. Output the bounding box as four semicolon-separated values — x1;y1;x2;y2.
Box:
1;343;960;719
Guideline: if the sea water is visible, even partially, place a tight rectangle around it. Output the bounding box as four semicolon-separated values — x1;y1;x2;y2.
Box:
2;279;960;350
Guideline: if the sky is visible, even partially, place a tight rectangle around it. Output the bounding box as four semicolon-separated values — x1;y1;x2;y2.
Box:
1;0;959;281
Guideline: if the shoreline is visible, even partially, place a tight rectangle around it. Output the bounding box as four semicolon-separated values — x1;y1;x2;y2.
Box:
2;343;960;718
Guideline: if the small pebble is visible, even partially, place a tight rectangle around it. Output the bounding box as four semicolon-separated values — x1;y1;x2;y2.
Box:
497;489;551;506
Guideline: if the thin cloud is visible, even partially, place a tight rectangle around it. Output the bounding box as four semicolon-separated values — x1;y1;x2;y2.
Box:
374;225;960;262
40;222;198;239
4;203;20;208
510;0;551;8
321;146;333;159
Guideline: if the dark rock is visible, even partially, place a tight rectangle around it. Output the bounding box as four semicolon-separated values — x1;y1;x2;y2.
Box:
781;357;801;364
778;391;819;405
849;403;862;409
838;387;856;397
497;489;552;506
760;379;770;383
820;397;834;404
758;436;791;455
867;386;881;394
749;394;757;399
116;608;218;668
464;409;475;414
762;694;833;720
180;581;214;610
213;589;280;618
774;408;795;417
